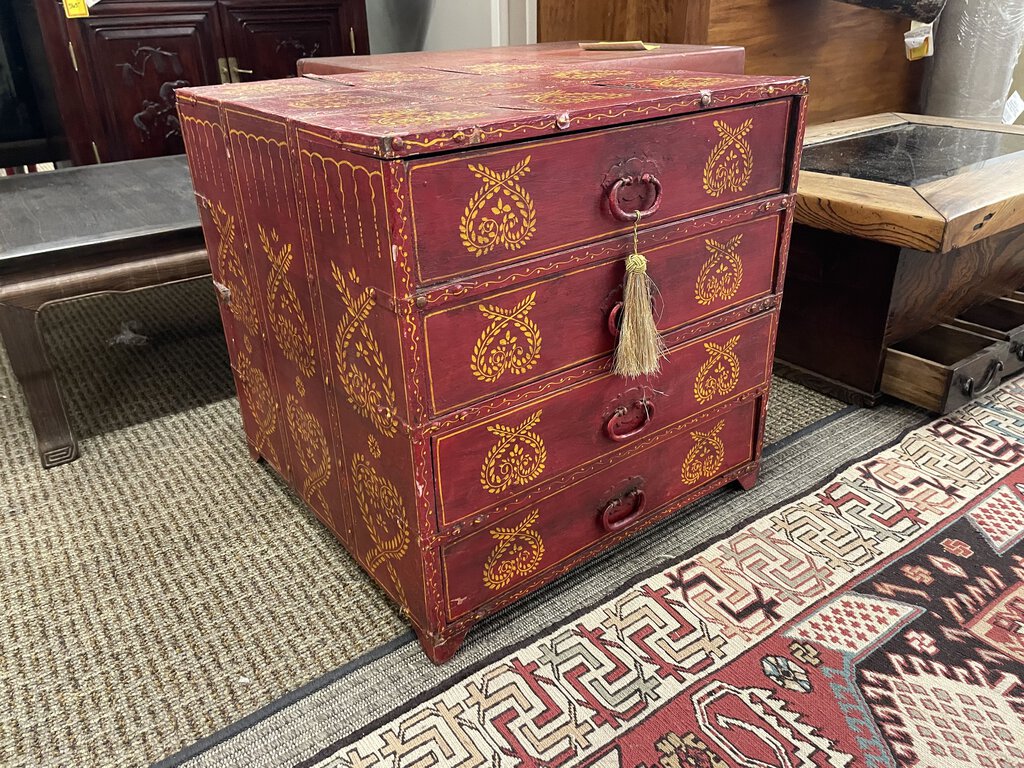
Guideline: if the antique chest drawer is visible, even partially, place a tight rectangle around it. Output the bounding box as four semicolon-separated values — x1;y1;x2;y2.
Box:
407;98;795;283
442;396;761;620
881;324;1010;413
179;64;806;663
424;209;785;414
433;311;775;527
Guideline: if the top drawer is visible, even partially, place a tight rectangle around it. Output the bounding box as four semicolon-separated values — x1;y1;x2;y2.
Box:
406;98;796;284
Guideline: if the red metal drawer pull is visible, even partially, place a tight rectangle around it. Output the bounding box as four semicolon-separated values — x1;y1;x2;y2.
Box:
608;173;663;221
605;399;655;442
600;488;647;532
607;301;623;337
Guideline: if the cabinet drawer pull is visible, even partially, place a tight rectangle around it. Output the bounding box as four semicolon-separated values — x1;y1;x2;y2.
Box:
605;399;655;442
608;173;663;222
600;488;647;532
960;358;1004;398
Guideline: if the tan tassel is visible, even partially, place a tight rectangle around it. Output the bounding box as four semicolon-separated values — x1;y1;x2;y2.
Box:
613;213;666;377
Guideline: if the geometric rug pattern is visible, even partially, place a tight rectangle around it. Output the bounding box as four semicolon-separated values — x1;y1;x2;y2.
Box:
304;379;1024;768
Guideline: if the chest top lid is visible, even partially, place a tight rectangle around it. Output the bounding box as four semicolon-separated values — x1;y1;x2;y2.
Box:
178;64;807;160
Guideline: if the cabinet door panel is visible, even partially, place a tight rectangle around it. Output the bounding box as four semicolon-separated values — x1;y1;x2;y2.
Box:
219;1;367;81
72;7;223;160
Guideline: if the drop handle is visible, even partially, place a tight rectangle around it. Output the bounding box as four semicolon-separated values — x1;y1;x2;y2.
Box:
600;488;647;532
605;399;655;442
608;173;663;222
960;358;1004;398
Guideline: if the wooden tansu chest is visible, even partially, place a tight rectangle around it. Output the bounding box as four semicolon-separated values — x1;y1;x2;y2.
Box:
176;62;807;662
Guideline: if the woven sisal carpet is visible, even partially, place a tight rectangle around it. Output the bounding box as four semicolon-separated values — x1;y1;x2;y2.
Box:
1;278;914;767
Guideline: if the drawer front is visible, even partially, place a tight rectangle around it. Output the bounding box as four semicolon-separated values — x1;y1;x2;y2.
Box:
433;311;774;526
442;397;759;620
424;212;783;414
408;98;794;284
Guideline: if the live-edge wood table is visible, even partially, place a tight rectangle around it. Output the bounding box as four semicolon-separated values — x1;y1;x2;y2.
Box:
0;156;207;467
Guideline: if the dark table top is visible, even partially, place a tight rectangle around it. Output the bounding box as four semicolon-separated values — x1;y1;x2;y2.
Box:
802;122;1024;187
0;155;200;263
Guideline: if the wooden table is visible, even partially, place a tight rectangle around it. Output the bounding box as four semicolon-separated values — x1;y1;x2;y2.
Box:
776;113;1024;412
0;156;207;467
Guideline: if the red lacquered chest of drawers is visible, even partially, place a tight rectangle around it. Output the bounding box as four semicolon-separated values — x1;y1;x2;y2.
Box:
176;60;808;662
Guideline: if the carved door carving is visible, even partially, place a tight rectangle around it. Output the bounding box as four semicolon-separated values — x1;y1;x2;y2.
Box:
218;1;366;82
71;7;224;160
37;0;367;164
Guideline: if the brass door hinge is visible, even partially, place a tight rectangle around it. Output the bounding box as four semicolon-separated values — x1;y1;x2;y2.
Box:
91;141;101;164
68;41;79;72
349;26;356;53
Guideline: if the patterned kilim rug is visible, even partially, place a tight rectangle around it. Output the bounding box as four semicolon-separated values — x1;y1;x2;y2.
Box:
165;377;1024;768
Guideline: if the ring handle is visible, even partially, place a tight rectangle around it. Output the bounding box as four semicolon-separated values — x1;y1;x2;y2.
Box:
605;399;655;442
608;173;663;222
600;488;647;532
961;358;1004;398
607;301;623;337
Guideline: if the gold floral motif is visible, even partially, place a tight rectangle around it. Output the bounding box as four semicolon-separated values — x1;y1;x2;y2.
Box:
526;89;632;105
702;118;754;198
285;388;331;512
287;93;391;110
460;156;537;257
371;108;490;129
482;510;545;590
236;344;279;466
680;420;726;485
695;235;744;306
470;291;542;383
480;410;547;495
210;202;259;333
694;335;741;404
261;225;316;378
464;62;545;74
212;80;307;98
550;69;624;80
355;70;409;85
644;75;727;89
331;265;399;438
351;453;410;573
367;434;381;459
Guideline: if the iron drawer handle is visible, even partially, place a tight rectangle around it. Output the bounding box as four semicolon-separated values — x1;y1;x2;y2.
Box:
605;399;655;442
600;488;647;532
961;358;1004;398
607;301;623;337
608;173;663;221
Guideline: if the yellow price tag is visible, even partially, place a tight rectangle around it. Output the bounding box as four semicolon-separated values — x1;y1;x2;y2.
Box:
64;0;89;18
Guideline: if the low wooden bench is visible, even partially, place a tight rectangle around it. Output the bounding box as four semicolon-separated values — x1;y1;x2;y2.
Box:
0;155;207;467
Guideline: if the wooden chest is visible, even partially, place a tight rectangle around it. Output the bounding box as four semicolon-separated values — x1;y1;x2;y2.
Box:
296;40;746;77
177;61;807;662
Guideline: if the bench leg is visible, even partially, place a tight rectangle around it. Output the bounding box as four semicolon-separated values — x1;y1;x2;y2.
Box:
0;303;79;467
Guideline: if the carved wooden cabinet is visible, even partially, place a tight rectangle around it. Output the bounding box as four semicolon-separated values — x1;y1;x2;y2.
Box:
33;0;368;164
177;62;807;662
